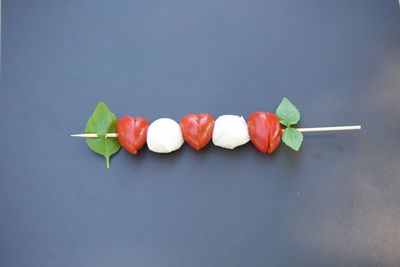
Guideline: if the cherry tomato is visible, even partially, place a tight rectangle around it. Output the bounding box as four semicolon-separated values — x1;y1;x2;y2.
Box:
116;116;149;155
180;114;215;150
247;112;282;154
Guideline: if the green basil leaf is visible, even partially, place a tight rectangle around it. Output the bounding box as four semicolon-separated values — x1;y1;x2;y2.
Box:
282;128;303;151
276;97;300;126
85;102;121;169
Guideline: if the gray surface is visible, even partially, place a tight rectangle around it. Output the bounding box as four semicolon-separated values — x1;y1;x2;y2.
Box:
1;0;400;266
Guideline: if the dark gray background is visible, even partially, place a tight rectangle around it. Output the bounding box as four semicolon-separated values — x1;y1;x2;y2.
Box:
1;0;400;266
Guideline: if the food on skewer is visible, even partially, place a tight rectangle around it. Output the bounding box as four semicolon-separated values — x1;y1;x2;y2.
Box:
85;102;121;169
116;116;149;155
180;114;214;150
212;115;250;149
71;97;361;169
247;112;282;154
146;118;184;153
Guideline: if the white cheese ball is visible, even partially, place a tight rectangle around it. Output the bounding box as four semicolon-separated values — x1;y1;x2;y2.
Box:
212;115;250;149
147;118;184;153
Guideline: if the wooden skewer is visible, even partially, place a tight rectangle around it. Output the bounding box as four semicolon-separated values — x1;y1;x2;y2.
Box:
297;125;361;132
70;125;361;138
70;133;118;138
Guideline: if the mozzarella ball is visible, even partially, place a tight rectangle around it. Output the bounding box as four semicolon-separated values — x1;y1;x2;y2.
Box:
212;115;250;149
147;118;184;153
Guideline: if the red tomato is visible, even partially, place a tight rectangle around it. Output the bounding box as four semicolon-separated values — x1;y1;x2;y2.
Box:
247;112;282;154
116;116;149;155
180;114;215;150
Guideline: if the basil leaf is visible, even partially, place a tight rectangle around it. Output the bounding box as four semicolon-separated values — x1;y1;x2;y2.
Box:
282;128;303;151
85;102;121;169
276;97;300;126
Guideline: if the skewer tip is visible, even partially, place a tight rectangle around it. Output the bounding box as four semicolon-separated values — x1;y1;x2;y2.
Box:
70;133;118;138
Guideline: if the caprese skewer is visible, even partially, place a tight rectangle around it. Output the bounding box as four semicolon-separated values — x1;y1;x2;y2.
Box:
71;97;361;168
